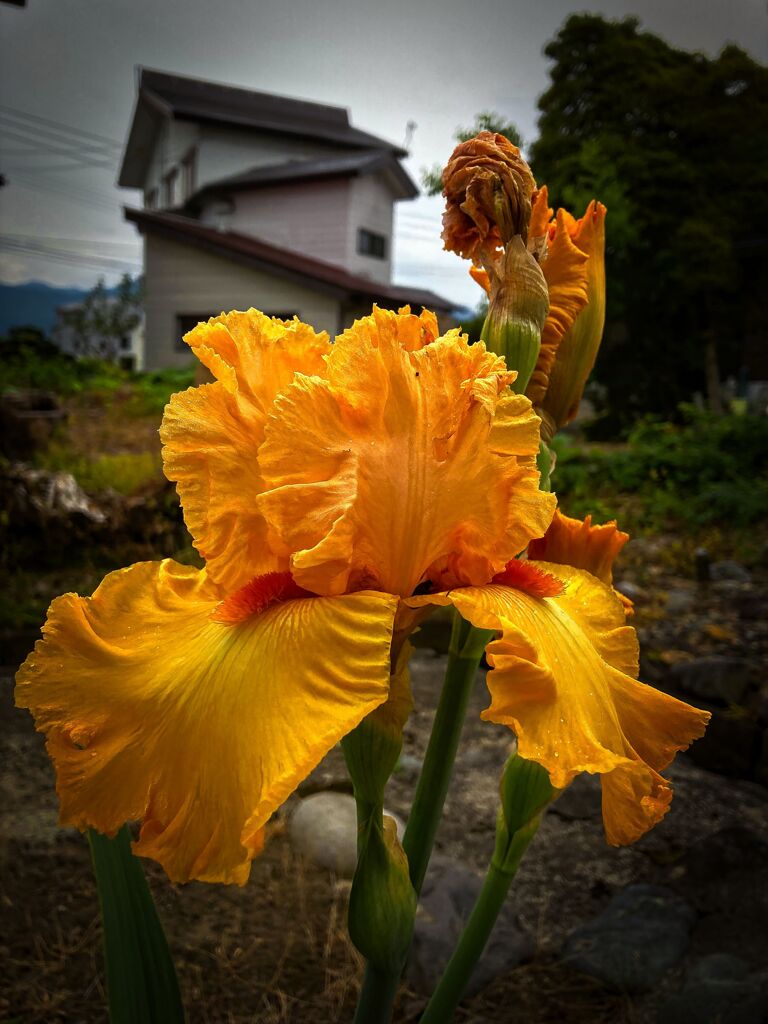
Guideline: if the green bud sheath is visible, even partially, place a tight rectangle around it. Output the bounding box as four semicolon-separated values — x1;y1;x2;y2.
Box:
493;751;557;873
342;644;417;973
481;235;548;394
347;813;417;972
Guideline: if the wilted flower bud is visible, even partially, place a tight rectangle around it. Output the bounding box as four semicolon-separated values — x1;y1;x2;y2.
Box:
441;132;547;393
441;131;537;261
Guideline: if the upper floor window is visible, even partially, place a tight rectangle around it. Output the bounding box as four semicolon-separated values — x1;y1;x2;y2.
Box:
357;228;387;260
146;188;158;210
163;167;180;208
181;148;197;200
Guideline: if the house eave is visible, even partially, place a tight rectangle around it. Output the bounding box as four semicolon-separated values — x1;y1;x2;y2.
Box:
124;208;455;312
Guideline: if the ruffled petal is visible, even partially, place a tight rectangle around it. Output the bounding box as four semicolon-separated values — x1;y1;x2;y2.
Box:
15;560;398;883
257;308;556;597
529;185;553;249
539;201;607;431
161;311;331;592
528;510;629;585
526;210;590;408
420;564;709;844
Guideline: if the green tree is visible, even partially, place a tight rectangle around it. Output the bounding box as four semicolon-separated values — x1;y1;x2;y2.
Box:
530;14;768;425
421;111;524;195
62;274;142;360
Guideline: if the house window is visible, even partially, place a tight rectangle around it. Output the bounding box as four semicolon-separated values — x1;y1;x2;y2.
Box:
181;148;197;200
176;314;207;351
163;167;180;207
119;334;131;352
176;313;296;351
357;228;387;259
146;188;158;210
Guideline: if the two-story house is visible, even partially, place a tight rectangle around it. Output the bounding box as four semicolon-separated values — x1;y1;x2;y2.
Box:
118;69;453;369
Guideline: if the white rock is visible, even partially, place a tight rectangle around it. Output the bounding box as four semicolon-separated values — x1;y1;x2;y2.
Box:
289;791;404;878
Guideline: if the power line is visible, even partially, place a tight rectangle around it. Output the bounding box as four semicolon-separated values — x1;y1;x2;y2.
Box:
1;232;140;252
6;174;120;211
0;239;141;273
0;103;123;150
0;128;117;170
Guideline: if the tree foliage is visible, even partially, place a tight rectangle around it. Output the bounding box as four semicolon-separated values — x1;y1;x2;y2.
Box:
530;14;768;426
421;111;524;195
61;275;142;360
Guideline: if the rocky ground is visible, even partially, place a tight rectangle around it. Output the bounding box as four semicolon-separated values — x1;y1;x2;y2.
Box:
2;541;768;1024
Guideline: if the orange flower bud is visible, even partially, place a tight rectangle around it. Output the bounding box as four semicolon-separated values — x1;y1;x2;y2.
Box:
441;131;537;261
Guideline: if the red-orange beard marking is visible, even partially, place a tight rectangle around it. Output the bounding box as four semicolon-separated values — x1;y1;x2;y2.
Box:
211;572;312;625
492;559;566;599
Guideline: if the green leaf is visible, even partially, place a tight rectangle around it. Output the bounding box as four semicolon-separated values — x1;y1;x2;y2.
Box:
88;826;184;1024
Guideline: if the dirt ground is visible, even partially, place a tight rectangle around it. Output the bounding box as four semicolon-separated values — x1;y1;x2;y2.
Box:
3;618;767;1023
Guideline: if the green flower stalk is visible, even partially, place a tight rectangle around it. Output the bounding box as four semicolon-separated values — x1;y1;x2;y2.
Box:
420;753;556;1023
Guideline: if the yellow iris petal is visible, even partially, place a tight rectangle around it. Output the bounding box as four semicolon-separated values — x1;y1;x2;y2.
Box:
415;563;709;845
256;307;556;597
161;310;330;592
15;560;398;884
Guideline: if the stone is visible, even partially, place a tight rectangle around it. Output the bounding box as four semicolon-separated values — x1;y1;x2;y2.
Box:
686;710;761;778
407;855;533;997
550;773;602;822
734;591;768;621
657;954;768;1024
288;792;404;878
710;560;752;583
614;580;648;603
561;884;694;991
677;827;768;966
665;588;695;614
669;656;755;706
395;753;423;780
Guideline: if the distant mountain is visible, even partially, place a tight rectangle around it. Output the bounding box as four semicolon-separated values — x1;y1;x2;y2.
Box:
0;281;95;335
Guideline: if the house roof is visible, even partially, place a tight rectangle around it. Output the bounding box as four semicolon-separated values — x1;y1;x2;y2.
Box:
119;68;407;188
185;150;418;208
124;208;455;312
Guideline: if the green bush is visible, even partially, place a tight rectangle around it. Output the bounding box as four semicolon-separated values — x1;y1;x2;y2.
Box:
124;367;196;417
553;408;768;530
0;340;195;413
37;450;162;495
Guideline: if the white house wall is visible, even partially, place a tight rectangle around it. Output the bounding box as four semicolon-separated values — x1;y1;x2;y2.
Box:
195;124;343;191
346;174;395;284
142;120;344;202
205;178;351;266
143;120;200;198
142;233;342;369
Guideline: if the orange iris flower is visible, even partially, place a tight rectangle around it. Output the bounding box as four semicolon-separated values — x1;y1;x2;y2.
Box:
16;307;708;885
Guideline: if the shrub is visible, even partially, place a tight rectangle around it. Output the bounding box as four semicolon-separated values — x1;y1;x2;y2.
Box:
553;408;768;531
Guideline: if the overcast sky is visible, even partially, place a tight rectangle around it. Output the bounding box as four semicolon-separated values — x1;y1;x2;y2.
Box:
1;0;766;311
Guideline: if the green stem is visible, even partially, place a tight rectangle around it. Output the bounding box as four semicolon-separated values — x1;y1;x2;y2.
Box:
403;612;493;895
419;862;517;1024
351;612;492;1022
352;966;401;1024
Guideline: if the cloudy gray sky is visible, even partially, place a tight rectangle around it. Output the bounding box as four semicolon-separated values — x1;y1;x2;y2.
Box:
1;0;766;310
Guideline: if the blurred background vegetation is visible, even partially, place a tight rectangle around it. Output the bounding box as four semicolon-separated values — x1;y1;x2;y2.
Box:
1;12;766;639
431;14;768;435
